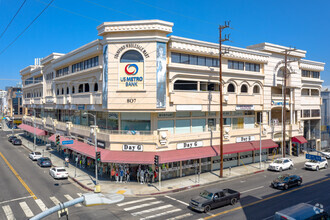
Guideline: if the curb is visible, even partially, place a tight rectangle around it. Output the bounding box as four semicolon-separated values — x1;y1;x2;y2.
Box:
70;176;94;192
136;184;201;196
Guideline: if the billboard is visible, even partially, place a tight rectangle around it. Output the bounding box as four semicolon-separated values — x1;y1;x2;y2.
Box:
102;45;108;108
156;42;166;108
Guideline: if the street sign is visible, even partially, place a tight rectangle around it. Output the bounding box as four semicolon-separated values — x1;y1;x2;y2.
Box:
62;140;74;145
306;154;322;162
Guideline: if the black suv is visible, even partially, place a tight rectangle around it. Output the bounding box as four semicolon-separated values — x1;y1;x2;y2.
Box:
271;174;302;190
8;135;17;142
12;139;22;145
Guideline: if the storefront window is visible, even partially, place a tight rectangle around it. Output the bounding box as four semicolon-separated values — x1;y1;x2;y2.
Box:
175;119;191;134
121;113;150;131
224;118;231;126
244;117;255;129
97;112;107;129
73;111;81;125
192;119;206;133
233;118;244;129
208;118;216;131
158;120;174;134
107;113;118;130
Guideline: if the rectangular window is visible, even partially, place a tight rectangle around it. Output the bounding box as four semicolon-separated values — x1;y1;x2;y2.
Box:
171;52;180;63
197;56;206;66
208;118;216;131
212;58;219;67
189;55;197;65
176;112;190;117
224;118;231;126
158;120;174;134
228;60;244;70
244;117;255;129
303;110;310;118
302;70;310;77
205;57;213;67
245;62;260;72
192;112;206;117
181;54;189;64
312;71;320;78
176;119;191;134
232;118;244;129
192;119;206;133
311;109;320;117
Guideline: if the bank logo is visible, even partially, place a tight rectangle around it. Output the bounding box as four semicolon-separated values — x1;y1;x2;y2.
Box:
313;203;324;214
125;64;139;75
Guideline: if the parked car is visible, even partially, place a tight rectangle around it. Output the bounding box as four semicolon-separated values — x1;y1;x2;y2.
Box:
274;203;329;220
10;137;19;143
12;138;22;145
29;152;43;161
8;135;17;142
49;167;69;179
268;158;294;172
189;188;240;213
37;157;52;167
304;158;328;171
271;174;302;190
321;149;330;159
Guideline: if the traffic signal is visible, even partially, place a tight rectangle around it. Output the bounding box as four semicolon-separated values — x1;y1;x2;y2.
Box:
292;143;298;156
154;155;159;167
96;152;101;162
56;134;60;146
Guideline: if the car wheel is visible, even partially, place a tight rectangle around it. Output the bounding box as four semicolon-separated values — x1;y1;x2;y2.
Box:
284;184;289;190
231;198;237;205
279;167;282;172
289;165;293;170
316;166;319;171
204;205;211;213
297;181;302;186
325;164;328;169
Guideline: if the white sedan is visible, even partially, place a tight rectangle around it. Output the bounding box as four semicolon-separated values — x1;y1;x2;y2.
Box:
29;152;42;161
304;158;328;171
49;167;69;179
321;149;330;159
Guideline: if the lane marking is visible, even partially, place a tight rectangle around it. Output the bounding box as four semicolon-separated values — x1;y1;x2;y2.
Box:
19;201;34;218
164;195;189;206
64;194;82;207
0;196;33;205
2;205;15;220
0;152;37;200
35;199;48;212
140;208;181;220
166;213;193;220
241;186;264;194
131;204;173;216
50;196;61;206
117;197;156;207
117;190;126;194
204;177;330;219
124;201;163;211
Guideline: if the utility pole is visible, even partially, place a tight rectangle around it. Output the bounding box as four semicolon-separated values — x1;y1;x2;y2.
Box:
282;47;296;158
219;21;231;178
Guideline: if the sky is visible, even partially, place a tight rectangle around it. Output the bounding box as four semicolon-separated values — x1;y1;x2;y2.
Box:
0;0;329;90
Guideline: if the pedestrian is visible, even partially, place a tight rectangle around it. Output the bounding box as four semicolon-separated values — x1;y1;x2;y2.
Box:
79;159;82;168
120;168;124;183
65;156;69;168
137;168;140;183
115;169;119;183
154;170;158;183
126;169;130;183
111;168;115;181
140;169;144;184
144;169;149;184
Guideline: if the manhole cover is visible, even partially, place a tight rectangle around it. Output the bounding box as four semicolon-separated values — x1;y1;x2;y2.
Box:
87;183;93;185
167;187;173;189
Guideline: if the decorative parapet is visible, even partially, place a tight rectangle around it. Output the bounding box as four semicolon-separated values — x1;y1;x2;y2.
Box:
300;59;325;72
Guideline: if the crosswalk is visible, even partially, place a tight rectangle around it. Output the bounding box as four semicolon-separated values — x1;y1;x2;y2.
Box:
116;197;194;220
0;193;84;220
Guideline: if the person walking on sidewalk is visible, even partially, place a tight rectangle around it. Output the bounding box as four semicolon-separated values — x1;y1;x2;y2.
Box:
144;169;149;184
140;169;144;184
119;168;124;183
115;169;119;183
65;156;69;168
111;168;115;181
126;168;130;183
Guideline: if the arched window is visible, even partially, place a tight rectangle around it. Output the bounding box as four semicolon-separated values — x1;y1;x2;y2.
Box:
120;50;144;62
72;86;75;94
78;84;83;93
61;88;64;95
85;83;90;92
253;85;260;94
227;83;235;93
174;80;197;90
241;84;248;93
67;87;69;94
94;83;98;92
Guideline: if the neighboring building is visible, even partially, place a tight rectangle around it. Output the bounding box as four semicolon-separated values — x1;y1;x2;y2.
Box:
321;88;330;149
0;90;7;115
6;87;24;126
20;20;324;180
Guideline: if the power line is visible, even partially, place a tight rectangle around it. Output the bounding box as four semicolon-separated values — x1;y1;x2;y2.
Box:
0;0;55;56
0;0;27;40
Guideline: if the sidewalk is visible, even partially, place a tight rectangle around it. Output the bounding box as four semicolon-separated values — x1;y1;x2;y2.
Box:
7;123;308;197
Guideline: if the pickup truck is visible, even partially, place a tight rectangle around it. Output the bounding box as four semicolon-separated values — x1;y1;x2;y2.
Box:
189;188;240;213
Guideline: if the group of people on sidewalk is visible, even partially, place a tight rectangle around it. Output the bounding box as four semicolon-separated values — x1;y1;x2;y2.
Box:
109;165;158;184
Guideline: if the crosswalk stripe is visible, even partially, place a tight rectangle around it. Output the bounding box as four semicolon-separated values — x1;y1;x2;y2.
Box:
35;199;48;212
2;205;15;220
164;196;189;206
124;201;163;211
140;209;181;220
166;213;193;220
19;201;34;218
50;196;61;206
64;195;82;207
77;193;82;197
131;204;173;216
117;197;156;207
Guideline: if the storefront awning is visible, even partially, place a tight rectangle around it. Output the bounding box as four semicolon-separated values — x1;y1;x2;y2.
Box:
222;142;255;154
18;124;46;136
250;139;279;150
292;136;308;144
102;151;155;164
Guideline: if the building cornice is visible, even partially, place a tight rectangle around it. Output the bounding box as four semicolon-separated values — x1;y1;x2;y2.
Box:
247;42;306;58
97;20;173;36
40;53;64;65
20;65;36;76
300;59;325;71
103;36;169;44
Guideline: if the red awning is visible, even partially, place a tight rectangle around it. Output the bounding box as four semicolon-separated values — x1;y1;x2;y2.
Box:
18;124;46;136
250;139;279;150
292;136;308;144
102;151;155;164
222;142;255;154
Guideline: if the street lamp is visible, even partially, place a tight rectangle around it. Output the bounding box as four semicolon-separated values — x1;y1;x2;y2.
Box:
83;112;100;192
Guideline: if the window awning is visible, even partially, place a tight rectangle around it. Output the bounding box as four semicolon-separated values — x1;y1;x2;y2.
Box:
222;142;255;155
18;124;46;136
292;136;308;144
250;139;279;150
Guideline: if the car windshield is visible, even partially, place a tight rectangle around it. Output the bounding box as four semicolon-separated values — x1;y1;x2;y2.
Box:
200;191;213;200
274;160;283;164
57;169;66;172
277;174;289;181
35;152;42;155
309;160;318;163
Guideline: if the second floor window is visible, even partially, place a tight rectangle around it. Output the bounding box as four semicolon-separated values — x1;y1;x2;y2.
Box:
228;60;244;70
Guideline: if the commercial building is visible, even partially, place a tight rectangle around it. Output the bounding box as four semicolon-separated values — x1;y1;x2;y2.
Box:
321;88;330;149
0;90;7;115
20;20;324;180
6;86;24;126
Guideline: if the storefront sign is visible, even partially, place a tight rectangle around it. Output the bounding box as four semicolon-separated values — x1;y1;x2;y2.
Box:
78;105;85;110
97;140;106;149
236;105;254;110
236;136;255;143
119;63;144;89
114;43;149;59
271;101;289;106
122;144;143;152
177;141;203;150
158;113;174;118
